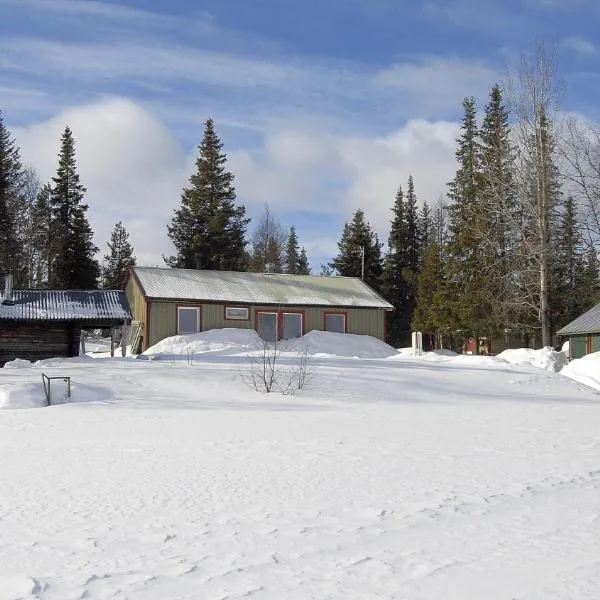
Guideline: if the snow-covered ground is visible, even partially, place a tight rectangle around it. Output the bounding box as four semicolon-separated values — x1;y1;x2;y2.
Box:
1;330;600;599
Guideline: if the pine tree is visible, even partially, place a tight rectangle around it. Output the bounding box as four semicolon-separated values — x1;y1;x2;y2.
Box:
330;209;382;291
444;97;488;335
283;226;310;274
49;126;99;289
284;226;300;274
166;118;249;270
412;242;448;347
383;186;408;345
404;176;420;275
0;111;25;284
102;221;136;289
382;177;423;345
418;200;433;254
477;84;518;330
298;247;310;275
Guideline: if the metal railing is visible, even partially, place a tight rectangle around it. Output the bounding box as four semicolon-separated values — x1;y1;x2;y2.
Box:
41;373;71;407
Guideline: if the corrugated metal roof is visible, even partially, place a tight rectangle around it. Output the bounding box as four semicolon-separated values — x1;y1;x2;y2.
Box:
556;302;600;335
132;267;393;309
0;290;131;322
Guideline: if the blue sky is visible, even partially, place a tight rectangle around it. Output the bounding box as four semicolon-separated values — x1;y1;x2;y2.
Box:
1;0;600;268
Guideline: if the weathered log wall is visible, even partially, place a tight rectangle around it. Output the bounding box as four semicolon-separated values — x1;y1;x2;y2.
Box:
0;322;81;365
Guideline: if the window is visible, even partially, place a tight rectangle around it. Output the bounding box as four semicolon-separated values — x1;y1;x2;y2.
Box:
225;306;249;320
257;312;278;342
325;313;346;334
281;313;302;340
256;311;303;341
177;307;200;334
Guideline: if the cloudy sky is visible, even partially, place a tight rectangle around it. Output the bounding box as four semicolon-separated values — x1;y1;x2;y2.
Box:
2;0;599;270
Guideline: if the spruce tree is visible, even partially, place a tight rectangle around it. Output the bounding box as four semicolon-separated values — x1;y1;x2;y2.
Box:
412;242;448;348
383;185;409;345
284;226;300;274
404;176;420;275
330;209;382;291
418;200;433;254
0;111;25;284
167;118;249;270
478;84;518;330
102;221;136;289
49;126;99;289
382;177;423;345
444;97;488;336
298;247;310;275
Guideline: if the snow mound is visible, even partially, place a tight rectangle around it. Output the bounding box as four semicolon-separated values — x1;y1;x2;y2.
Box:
3;358;33;369
560;351;600;391
143;328;264;359
411;349;460;362
0;380;114;409
496;346;568;373
0;383;48;409
280;330;398;359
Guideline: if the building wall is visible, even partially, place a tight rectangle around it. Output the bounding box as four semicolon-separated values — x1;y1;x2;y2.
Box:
0;322;80;365
145;300;387;348
125;275;147;324
569;333;600;359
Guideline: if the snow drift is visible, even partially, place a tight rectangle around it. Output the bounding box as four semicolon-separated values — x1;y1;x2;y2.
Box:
496;346;568;373
142;328;264;358
143;329;399;360
280;330;398;359
560;351;600;391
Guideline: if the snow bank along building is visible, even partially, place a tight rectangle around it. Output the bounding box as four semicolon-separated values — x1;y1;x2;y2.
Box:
126;266;393;351
0;275;131;365
556;302;600;359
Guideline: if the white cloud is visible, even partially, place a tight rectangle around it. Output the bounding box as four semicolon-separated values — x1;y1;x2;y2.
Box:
14;97;190;266
562;36;597;56
231;119;459;256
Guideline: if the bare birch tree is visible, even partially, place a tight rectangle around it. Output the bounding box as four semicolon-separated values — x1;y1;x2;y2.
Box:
508;41;564;347
560;116;600;250
249;205;287;273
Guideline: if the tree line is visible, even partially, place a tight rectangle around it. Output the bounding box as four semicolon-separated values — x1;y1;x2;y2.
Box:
328;44;600;348
0;117;310;292
1;43;599;348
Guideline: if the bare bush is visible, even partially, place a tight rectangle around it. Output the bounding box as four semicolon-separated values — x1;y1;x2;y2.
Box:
244;340;315;395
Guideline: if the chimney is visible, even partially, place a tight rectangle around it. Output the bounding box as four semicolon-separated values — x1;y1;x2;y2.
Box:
3;274;13;305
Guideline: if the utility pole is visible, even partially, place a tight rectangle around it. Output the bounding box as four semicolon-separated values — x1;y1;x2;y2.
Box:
358;245;365;281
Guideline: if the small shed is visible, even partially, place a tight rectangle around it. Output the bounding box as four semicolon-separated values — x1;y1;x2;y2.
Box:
0;287;131;365
556;302;600;359
126;266;393;351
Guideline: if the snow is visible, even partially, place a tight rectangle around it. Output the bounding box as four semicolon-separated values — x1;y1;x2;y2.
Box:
142;328;264;358
561;351;600;391
496;346;568;372
280;330;398;358
142;329;399;360
1;330;600;598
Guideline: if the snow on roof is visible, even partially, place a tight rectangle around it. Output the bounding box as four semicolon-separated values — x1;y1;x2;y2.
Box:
556;302;600;336
132;267;393;309
0;290;131;322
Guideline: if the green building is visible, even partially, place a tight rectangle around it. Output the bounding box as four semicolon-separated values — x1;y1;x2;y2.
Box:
556;303;600;359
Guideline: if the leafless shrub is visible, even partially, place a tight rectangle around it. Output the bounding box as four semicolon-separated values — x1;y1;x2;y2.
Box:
243;340;315;395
